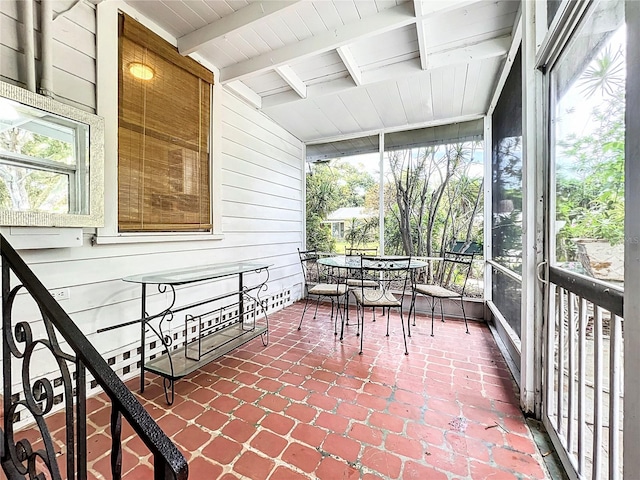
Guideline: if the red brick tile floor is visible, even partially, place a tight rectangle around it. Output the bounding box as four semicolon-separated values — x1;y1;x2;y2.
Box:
24;302;550;479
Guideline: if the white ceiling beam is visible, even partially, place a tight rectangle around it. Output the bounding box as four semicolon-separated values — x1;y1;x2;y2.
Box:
488;11;522;115
220;2;416;84
226;81;262;109
413;1;428;70
262;63;421;109
425;35;511;69
262;36;511;109
275;65;307;98
337;46;363;86
178;1;302;55
302;113;485;145
417;0;481;17
263;77;356;108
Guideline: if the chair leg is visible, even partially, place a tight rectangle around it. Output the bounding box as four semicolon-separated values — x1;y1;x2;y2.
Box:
335;295;346;335
399;310;409;355
407;292;416;336
439;300;445;323
461;298;470;334
430;300;436;337
313;296;321;319
345;291;351;326
385;309;390;337
331;298;338;335
409;292;421;336
330;298;336;321
340;294;347;340
298;296;312;330
358;305;364;354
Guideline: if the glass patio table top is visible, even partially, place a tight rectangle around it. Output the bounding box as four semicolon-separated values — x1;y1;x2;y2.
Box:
317;255;427;270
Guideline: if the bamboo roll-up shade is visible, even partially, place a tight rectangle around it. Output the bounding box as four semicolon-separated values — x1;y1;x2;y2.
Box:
118;15;212;232
120;13;213;84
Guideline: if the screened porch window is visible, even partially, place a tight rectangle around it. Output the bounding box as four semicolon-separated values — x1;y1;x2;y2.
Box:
383;123;484;260
491;48;523;339
551;4;625;286
305;120;484;276
118;14;213;232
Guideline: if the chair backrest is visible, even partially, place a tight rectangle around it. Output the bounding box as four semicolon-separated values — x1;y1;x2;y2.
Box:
298;248;339;285
436;251;475;295
298;248;321;286
346;247;378;256
356;256;413;302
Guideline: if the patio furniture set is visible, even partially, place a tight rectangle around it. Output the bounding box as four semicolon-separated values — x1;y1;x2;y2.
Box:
105;245;477;405
297;247;478;355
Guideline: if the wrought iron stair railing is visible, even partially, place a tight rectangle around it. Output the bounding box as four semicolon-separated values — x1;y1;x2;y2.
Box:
0;235;188;480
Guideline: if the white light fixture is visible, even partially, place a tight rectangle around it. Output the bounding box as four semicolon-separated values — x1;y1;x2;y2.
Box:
128;62;154;80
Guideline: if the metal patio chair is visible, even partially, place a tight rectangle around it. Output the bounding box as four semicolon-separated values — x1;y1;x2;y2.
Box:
297;248;347;335
344;247;381;325
411;251;475;336
351;256;412;355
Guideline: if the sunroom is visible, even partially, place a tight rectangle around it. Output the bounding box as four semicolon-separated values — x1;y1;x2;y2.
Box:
0;0;638;479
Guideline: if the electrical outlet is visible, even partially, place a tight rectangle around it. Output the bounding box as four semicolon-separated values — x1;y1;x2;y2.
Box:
49;288;70;301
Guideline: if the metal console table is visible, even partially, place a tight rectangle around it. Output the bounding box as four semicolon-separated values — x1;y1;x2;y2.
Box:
101;262;270;404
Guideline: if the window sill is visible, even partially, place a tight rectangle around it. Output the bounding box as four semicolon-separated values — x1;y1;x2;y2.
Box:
91;232;224;245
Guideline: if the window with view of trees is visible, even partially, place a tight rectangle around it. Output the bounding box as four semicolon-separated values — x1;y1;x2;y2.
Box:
306;153;379;254
305;126;484;295
118;14;213;232
0;97;88;215
383;142;483;258
491;47;523;338
552;5;625;285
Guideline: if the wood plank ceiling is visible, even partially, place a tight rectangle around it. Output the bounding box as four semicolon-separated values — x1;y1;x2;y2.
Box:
123;0;520;144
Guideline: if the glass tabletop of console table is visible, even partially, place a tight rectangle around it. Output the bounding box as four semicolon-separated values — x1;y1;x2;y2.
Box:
122;262;271;285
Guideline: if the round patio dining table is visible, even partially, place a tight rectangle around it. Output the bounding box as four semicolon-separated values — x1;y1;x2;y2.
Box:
317;255;428;342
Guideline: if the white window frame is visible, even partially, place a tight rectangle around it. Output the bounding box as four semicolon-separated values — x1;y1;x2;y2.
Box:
0;81;104;228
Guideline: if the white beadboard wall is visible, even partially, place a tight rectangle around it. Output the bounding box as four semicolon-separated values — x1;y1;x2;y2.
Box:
0;1;306;388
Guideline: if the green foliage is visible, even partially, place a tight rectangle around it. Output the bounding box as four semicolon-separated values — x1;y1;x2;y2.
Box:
305;143;484;261
384;142;484;257
306;213;335;252
345;216;378;249
305;160;380;251
492;135;523;271
555;45;625;260
0;129;73;212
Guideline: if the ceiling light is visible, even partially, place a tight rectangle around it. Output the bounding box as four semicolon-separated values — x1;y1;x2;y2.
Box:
128;62;154;80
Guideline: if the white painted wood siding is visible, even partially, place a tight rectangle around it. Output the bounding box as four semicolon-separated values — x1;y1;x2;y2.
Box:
0;0;97;112
1;4;305;389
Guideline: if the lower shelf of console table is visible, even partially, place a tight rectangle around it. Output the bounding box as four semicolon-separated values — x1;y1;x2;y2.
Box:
145;323;268;381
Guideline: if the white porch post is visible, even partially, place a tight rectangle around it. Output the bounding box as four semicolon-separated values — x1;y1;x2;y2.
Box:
302;144;307;249
483;115;492;311
520;0;545;415
379;132;385;254
624;0;640;475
